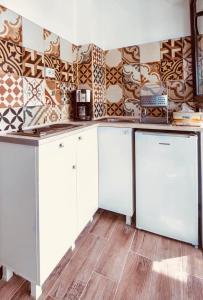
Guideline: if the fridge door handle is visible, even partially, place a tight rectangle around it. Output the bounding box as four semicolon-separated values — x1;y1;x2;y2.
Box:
159;142;171;146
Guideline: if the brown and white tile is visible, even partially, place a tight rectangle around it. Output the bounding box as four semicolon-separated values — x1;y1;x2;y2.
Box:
106;84;123;103
60;82;74;104
183;36;192;59
140;42;161;63
0;107;23;131
161;38;183;61
123;64;140;84
23;48;44;78
0;5;22;45
45;79;56;105
44;29;60;57
105;48;122;68
183;58;192;81
94;102;106;119
78;63;92;87
93;44;104;66
0;39;22;75
93;64;105;85
44;54;61;81
23;77;45;107
93;83;105;103
46;104;62;123
123;82;140;100
141;82;167;97
167;80;185;101
60;38;74;63
106;64;123;87
106;100;124;116
161;59;183;81
22;17;44;52
23;105;47;127
122;45;140;64
140;62;161;85
78;44;92;64
0;73;23;108
123;98;141;118
61;60;72;82
184;80;193;102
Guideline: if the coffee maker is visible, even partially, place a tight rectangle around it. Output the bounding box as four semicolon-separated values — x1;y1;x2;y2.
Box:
72;89;92;121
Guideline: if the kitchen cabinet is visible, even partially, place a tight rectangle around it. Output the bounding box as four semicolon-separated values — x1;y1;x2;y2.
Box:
0;127;98;299
98;127;134;224
76;128;98;235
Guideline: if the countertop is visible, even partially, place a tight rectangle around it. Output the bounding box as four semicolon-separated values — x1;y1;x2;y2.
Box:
0;117;202;146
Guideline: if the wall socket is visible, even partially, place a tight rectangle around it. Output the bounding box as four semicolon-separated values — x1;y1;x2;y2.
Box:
45;67;55;78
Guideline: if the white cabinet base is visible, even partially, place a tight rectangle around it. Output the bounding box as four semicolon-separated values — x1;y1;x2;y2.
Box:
126;216;132;226
31;283;42;299
2;266;13;281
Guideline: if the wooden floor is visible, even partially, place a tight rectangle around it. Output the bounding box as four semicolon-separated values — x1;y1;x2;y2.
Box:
0;209;203;299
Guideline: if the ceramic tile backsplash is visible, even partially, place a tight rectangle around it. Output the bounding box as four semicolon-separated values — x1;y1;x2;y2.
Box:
0;4;79;131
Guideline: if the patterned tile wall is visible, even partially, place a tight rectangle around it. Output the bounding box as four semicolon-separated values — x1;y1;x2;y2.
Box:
0;4;78;131
105;36;196;117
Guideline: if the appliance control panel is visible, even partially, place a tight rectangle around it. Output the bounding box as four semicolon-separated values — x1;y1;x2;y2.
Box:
140;95;168;107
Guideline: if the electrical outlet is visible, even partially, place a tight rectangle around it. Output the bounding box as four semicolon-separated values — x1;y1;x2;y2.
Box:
45;67;55;78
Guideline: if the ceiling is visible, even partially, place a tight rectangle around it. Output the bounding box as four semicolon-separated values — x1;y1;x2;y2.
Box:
0;0;191;49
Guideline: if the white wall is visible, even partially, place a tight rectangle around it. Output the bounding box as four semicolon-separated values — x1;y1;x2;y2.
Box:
0;0;192;49
0;0;77;44
76;0;191;49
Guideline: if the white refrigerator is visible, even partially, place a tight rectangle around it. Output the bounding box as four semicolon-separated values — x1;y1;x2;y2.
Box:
135;131;199;246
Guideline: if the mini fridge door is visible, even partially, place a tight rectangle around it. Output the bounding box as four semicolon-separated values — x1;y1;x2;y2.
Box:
135;131;199;246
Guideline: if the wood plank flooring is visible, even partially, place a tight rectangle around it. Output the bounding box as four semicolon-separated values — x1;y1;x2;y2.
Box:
0;209;203;300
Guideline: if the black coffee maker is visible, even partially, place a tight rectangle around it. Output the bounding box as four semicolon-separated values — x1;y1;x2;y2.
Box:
72;89;92;121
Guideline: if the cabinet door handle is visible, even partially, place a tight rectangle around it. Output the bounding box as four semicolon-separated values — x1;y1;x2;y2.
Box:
78;136;82;140
72;165;76;170
59;143;64;148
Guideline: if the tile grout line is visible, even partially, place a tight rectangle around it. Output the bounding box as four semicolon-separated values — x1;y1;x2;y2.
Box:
112;227;136;300
78;235;109;299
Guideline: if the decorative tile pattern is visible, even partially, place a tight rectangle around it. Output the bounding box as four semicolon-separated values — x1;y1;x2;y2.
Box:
0;73;23;108
161;60;183;81
123;83;140;100
93;44;104;66
93;64;105;85
0;39;22;75
60;104;70;121
55;81;61;104
183;36;192;59
123;64;140;84
24;105;47;127
78;44;92;64
0;5;22;45
72;63;78;85
106;64;123;87
44;55;61;81
46;104;62;123
60;82;73;104
105;49;122;68
106;100;124;116
61;60;72;82
72;44;79;63
123;98;141;118
78;63;92;86
106;84;123;103
184;80;193;102
183;58;192;81
141;83;167;97
94;102;105;119
140;42;161;63
44;29;60;57
23;48;44;78
60;38;74;63
122;46;140;64
0;107;23;131
45;79;56;105
93;83;105;103
140;62;161;85
22;18;44;52
167;80;185;101
23;77;45;107
160;38;183;60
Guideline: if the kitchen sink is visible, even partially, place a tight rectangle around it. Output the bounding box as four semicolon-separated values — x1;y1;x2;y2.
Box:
100;118;137;123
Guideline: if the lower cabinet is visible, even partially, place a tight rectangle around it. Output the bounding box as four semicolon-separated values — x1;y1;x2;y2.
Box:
0;127;98;298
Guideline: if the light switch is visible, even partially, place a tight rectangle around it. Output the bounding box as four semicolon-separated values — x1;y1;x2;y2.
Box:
45;67;55;78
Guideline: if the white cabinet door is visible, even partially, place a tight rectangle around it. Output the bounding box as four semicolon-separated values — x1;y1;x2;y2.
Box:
76;128;98;235
98;127;134;216
38;135;77;284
